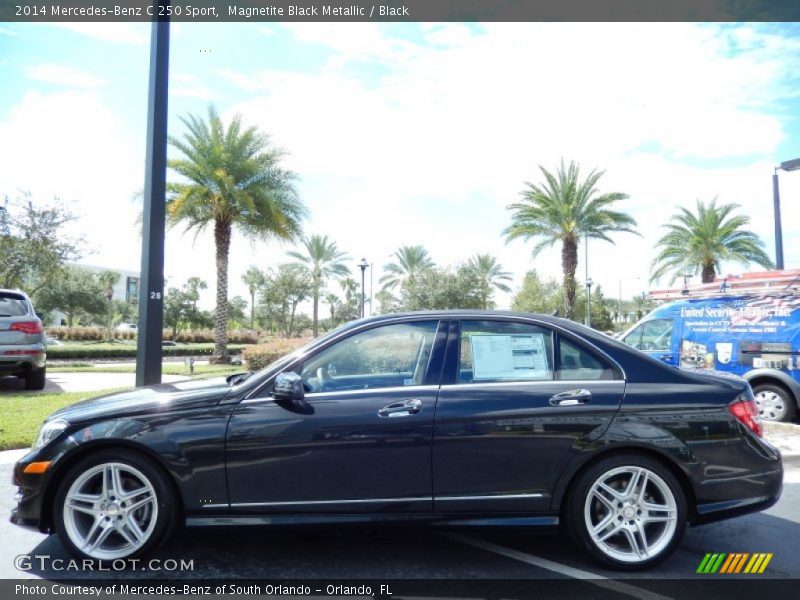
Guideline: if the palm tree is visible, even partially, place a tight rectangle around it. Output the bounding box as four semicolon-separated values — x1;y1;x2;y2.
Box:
380;245;435;291
167;106;306;363
503;160;638;320
97;270;120;341
325;292;341;327
651;198;773;284
288;234;350;337
468;254;512;309
242;266;266;329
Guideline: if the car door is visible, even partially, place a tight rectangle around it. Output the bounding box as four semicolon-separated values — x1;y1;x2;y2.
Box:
432;319;625;513
621;318;677;366
225;319;447;513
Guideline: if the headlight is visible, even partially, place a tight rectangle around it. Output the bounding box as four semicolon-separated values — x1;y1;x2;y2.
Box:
33;419;68;449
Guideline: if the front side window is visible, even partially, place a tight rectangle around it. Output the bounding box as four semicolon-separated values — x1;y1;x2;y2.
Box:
301;321;439;393
458;320;554;383
559;337;616;380
622;319;673;352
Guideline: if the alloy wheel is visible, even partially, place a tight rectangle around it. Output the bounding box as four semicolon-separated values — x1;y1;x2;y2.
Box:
62;462;159;560
584;466;678;564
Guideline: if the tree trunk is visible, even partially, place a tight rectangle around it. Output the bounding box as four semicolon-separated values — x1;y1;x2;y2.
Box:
250;290;255;329
211;219;231;364
701;263;716;283
561;236;578;320
312;274;320;337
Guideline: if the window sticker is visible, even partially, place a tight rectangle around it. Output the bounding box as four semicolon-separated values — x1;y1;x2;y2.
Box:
471;334;549;380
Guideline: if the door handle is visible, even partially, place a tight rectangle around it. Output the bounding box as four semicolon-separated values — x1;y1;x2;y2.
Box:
378;399;422;417
660;355;673;362
549;388;591;406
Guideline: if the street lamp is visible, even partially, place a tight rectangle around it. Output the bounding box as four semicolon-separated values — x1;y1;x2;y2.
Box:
358;258;369;318
585;278;593;327
772;157;800;270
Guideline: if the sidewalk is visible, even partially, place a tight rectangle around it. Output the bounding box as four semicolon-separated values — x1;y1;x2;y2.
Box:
764;422;800;466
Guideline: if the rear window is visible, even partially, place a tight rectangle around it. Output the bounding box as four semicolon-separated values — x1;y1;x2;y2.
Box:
0;293;29;317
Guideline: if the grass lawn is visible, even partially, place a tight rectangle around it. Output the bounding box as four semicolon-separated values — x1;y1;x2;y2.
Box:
49;364;245;377
0;388;126;451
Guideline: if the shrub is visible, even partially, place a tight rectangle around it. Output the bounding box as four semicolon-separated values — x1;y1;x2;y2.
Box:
242;338;309;371
47;343;247;360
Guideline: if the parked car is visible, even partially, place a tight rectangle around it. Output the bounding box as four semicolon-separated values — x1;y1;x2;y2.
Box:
116;323;137;332
11;310;781;569
620;293;800;422
0;289;46;390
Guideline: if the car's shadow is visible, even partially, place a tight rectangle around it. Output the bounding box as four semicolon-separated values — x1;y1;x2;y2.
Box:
0;375;62;393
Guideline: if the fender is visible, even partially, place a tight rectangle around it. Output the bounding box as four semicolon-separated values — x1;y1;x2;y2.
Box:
743;368;800;407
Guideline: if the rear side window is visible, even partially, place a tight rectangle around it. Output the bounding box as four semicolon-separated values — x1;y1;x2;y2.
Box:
0;293;29;317
458;320;554;383
559;337;617;380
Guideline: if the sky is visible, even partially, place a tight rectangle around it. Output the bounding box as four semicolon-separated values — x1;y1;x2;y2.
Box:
1;21;800;313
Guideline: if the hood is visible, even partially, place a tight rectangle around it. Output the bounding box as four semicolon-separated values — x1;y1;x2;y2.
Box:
48;376;234;424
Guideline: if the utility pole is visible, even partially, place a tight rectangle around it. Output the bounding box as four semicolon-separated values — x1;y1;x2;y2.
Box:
136;1;170;387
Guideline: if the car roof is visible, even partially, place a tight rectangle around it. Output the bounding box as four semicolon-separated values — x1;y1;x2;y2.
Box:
0;289;29;298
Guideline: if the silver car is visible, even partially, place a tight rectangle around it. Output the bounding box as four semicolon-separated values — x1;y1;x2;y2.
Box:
0;289;46;390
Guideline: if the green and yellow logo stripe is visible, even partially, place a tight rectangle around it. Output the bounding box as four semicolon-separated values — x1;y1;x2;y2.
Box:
697;553;773;574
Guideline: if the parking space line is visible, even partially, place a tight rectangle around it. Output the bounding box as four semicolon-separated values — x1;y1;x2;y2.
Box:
442;532;673;600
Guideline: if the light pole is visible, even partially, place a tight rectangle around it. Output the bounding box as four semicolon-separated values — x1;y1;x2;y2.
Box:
369;262;374;316
586;278;593;327
773;157;800;270
358;258;369;318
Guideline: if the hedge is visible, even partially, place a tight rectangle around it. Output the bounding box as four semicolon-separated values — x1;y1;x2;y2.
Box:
242;338;309;371
47;343;247;360
46;326;259;344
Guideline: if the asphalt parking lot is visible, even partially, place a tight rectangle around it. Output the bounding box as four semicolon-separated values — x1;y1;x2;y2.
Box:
1;450;798;594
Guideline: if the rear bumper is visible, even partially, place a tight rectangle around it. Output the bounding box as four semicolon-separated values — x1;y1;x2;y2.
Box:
0;344;46;373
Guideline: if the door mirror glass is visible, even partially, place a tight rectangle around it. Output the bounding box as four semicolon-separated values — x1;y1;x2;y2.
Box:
273;371;305;401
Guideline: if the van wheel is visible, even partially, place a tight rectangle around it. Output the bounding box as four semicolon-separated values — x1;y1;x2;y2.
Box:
753;383;796;422
566;453;686;570
25;368;46;391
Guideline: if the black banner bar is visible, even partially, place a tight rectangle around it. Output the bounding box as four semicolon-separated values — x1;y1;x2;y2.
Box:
2;0;800;22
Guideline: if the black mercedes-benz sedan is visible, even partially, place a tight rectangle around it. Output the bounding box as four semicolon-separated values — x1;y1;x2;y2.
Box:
11;311;782;569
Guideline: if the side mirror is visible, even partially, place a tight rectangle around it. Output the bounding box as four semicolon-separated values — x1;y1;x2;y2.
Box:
273;371;305;402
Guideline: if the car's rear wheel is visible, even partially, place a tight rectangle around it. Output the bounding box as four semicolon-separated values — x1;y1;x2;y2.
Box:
25;367;46;391
566;453;686;570
54;450;176;561
752;383;796;422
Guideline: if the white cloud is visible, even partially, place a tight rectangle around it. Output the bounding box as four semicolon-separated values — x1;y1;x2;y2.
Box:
25;64;106;88
51;23;149;45
212;23;799;307
0;26;19;37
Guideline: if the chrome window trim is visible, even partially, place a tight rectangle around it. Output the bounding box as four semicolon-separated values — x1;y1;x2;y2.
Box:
241;384;441;404
441;379;624;391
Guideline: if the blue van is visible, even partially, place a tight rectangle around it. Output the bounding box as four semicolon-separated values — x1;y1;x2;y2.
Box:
620;293;800;422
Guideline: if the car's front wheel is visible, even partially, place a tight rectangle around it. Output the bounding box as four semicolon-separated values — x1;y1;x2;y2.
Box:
566;453;687;570
54;450;176;561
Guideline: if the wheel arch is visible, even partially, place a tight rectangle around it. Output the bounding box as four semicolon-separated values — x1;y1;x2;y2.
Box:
744;370;800;408
555;445;699;525
40;440;185;533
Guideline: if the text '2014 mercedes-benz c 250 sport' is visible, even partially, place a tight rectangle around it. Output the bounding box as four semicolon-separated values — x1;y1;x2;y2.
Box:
10;311;782;570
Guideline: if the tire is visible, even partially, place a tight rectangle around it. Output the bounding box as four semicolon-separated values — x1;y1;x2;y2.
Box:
54;449;177;561
752;383;797;423
566;453;687;570
25;367;46;391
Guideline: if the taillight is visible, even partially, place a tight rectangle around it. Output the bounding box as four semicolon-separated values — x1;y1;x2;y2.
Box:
10;321;42;335
729;397;763;437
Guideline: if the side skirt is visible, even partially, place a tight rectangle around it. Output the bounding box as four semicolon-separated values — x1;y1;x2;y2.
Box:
186;513;560;528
